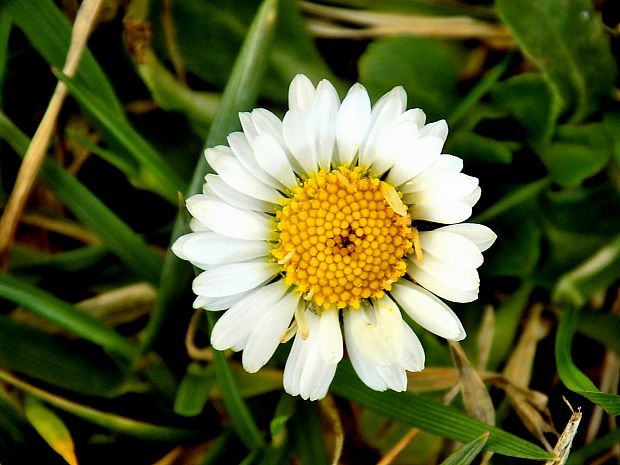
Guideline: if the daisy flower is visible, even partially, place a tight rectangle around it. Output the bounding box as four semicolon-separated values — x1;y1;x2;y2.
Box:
172;74;496;401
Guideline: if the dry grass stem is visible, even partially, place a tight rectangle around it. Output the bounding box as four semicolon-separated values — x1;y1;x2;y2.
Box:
162;0;187;83
319;395;344;465
450;340;496;425
20;212;101;245
185;309;213;362
301;2;512;45
376;427;421;465
544;400;582;465
477;305;495;370
0;0;105;260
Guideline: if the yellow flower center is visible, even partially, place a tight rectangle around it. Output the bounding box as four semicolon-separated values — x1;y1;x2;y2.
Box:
273;166;414;310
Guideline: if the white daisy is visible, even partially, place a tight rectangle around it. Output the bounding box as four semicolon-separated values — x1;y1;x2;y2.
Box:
172;74;496;401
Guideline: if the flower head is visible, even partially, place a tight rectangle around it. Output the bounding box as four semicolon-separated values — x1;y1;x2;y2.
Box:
173;74;496;400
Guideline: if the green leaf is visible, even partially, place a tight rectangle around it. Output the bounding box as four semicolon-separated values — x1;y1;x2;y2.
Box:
331;363;554;460
473;177;550;224
270;395;297;440
0;112;163;285
536;123;611;187
445;132;516;165
554;306;620;415
24;395;78;465
0;8;11;99
496;0;616;122
0;272;139;361
360;36;459;121
173;363;215;417
0;370;201;441
448;54;512;127
491;73;557;142
0;316;129;397
439;432;490;465
56;70;184;203
484;208;543;278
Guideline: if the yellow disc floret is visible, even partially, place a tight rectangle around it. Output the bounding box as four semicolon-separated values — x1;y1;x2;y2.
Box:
272;166;415;310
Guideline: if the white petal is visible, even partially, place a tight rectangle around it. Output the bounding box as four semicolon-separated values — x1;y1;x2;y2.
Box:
251;109;285;143
435;224;497;252
400;323;425;371
284;309;337;400
463;186;482;207
253;133;298;190
242;290;300;373
289;74;315;111
412;254;480;291
372;120;419;177
318;308;343;364
404;172;478;196
390;280;466;340
309;79;339;169
172;231;270;266
343;308;406;392
408;259;479;303
418;230;483;269
348;297;404;366
211;280;288;349
336;83;371;166
206;174;275;212
396;108;426;128
193;292;251;311
239;112;258;145
186;197;276;241
205;147;283;203
227;132;283;189
410;198;472;224
283;110;317;175
359;86;407;168
385;136;443;187
418;119;449;141
193;261;280;298
344;312;388;391
189;218;209;232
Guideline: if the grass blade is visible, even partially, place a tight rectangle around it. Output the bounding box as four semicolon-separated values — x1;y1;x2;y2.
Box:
24;395;78;465
0;272;139;360
439;432;490;465
0;112;163;285
4;0;123;117
291;402;329;465
141;0;280;348
208;313;265;450
331;363;554;460
56;70;184;203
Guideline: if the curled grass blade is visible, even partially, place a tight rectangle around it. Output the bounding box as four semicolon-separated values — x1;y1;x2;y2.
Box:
555;306;620;415
0;112;163;285
331;363;554;460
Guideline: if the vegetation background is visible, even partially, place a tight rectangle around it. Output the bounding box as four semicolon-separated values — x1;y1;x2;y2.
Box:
0;0;619;464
